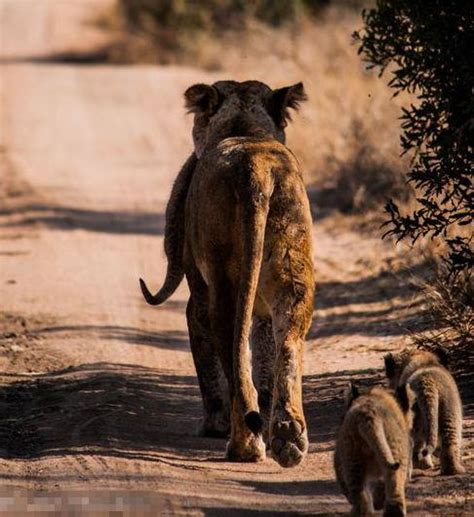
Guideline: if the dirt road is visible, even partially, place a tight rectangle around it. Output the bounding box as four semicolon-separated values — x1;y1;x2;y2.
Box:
0;1;471;515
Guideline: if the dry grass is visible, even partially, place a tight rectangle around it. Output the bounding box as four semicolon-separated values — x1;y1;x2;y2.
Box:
411;266;473;369
324;121;412;213
97;3;410;210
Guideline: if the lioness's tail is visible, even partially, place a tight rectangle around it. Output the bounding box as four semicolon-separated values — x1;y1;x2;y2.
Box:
139;154;197;306
359;417;400;471
234;168;274;435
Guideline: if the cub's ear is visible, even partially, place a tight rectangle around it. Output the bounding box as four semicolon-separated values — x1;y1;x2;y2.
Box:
269;82;308;128
184;84;221;115
343;381;360;407
432;346;449;367
396;384;416;413
384;353;396;378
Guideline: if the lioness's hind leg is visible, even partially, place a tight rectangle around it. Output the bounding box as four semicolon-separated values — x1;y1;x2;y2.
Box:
371;480;385;510
186;271;229;438
269;287;313;468
251;315;276;446
209;279;265;463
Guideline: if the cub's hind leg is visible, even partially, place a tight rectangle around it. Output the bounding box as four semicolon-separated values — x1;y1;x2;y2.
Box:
412;403;432;470
186;267;229;438
415;386;439;470
251;315;276;446
345;463;373;516
439;399;465;475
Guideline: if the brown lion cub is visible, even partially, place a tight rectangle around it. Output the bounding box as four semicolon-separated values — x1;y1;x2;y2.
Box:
335;383;415;517
385;348;465;475
140;81;314;467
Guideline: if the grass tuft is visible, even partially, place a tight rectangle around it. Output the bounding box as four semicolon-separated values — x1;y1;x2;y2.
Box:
413;268;473;369
331;121;411;213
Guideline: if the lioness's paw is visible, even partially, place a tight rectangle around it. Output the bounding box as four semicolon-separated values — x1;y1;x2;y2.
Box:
226;434;266;463
372;481;386;510
415;451;434;470
440;462;466;476
270;418;308;468
198;410;230;438
383;502;405;517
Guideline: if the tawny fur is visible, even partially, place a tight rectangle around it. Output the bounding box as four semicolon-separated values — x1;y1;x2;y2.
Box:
335;384;415;517
385;348;465;475
140;80;314;467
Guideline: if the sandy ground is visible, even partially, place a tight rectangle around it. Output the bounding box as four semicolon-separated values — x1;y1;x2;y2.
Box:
0;1;472;515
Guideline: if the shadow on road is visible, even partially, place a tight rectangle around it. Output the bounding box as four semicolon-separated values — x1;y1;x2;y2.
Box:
0;49;112;66
0;362;384;461
33;323;189;351
0;359;470;515
0;363;206;461
0;203;164;235
0;362;379;462
303;367;382;445
311;262;434;339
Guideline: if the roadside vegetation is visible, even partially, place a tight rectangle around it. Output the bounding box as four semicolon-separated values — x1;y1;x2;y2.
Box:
357;0;473;364
413;268;473;370
357;0;473;276
99;0;369;64
97;0;411;219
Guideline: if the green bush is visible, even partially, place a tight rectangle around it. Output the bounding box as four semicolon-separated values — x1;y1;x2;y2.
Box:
355;0;473;275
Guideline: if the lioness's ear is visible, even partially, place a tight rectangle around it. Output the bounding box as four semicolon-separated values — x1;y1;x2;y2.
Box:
396;384;416;413
384;353;396;378
432;346;450;368
343;382;360;407
269;82;308;128
185;84;221;115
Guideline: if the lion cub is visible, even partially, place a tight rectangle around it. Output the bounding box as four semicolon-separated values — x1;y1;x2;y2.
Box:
335;383;415;517
385;348;465;475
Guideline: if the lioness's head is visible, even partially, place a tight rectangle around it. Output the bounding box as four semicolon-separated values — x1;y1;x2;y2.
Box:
184;80;307;157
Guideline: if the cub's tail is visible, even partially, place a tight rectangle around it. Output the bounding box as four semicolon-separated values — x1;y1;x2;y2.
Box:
359;417;400;471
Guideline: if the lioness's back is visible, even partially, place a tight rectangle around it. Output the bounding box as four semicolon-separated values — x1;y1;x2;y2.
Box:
197;137;302;187
186;136;311;254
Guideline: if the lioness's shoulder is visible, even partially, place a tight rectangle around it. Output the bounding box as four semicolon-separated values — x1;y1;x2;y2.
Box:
215;137;299;171
217;136;287;153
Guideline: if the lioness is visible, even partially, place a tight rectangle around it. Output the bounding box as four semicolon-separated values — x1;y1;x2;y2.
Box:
335;383;415;517
385;348;465;475
140;81;314;467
